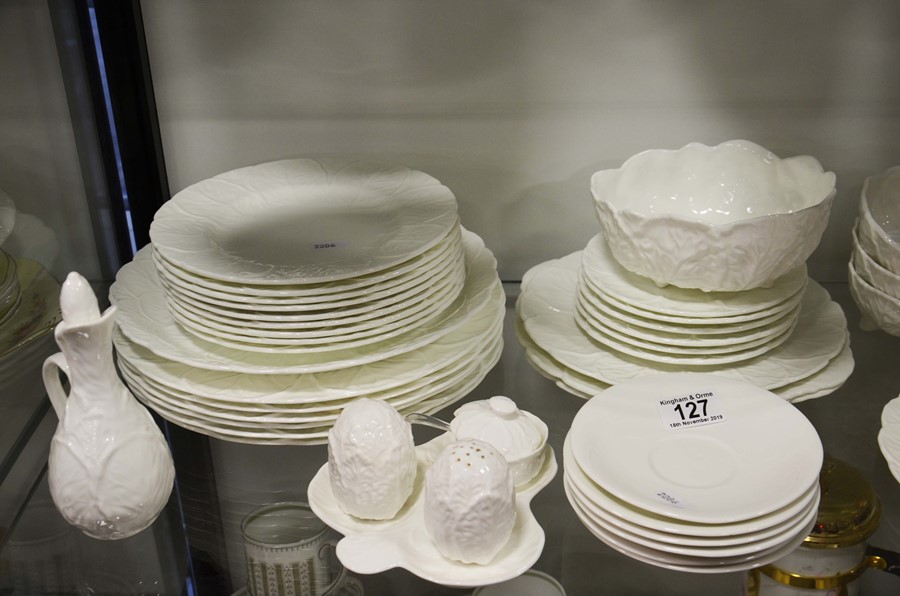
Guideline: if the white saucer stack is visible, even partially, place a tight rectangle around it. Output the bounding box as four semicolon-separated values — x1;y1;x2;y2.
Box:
110;159;504;444
564;373;823;573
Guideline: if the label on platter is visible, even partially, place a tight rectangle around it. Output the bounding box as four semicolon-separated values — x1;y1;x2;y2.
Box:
654;490;687;508
657;390;726;431
311;241;348;251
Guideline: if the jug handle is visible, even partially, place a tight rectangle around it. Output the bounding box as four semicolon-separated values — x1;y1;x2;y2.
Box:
43;352;70;421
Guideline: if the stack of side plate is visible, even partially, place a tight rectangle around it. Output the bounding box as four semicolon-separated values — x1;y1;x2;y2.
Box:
516;247;852;403
111;159;504;444
575;235;806;366
564;374;822;573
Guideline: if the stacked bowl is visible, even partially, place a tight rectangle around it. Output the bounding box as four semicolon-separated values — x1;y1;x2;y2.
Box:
110;159;505;444
564;374;823;573
849;166;900;336
518;140;852;403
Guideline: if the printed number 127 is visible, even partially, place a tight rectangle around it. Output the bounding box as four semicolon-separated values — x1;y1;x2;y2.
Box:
674;399;707;421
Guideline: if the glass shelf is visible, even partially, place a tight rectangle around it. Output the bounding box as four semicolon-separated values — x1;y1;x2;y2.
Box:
2;281;898;595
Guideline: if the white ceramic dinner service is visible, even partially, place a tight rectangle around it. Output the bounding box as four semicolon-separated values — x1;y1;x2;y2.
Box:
849;166;900;336
563;373;823;574
517;141;852;404
110;158;504;444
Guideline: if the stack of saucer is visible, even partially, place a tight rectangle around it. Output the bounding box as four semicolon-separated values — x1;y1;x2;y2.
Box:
564;373;822;573
110;159;504;444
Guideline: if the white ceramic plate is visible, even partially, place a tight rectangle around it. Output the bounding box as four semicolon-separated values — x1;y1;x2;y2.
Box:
518;313;852;404
577;270;804;334
131;344;501;445
573;300;797;363
569;373;823;524
152;223;463;304
114;318;502;416
121;337;501;429
155;243;463;321
587;275;805;327
158;257;460;331
581;234;808;321
110;229;501;374
150;159;459;284
576;281;802;346
564;475;819;558
118;334;502;425
111;294;503;406
522;318;851;404
565;470;818;551
308;434;557;588
517;252;847;390
562;432;819;538
564;479;817;574
775;340;853;403
164;271;464;352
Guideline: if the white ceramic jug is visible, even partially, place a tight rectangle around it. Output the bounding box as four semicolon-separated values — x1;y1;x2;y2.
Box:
43;272;175;540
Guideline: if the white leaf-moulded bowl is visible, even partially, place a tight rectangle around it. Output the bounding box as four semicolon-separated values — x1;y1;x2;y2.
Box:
849;259;900;337
857;166;900;275
852;227;900;302
591;140;836;292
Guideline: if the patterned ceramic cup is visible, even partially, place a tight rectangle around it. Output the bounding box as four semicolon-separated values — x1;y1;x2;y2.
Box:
473;569;566;596
242;502;339;596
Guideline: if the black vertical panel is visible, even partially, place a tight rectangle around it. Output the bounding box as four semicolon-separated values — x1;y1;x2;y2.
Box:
70;0;169;255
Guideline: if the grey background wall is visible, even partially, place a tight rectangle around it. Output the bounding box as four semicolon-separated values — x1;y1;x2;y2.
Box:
141;0;900;283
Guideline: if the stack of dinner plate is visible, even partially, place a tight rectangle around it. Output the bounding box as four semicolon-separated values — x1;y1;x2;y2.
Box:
516;240;852;403
564;373;823;573
110;159;504;444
